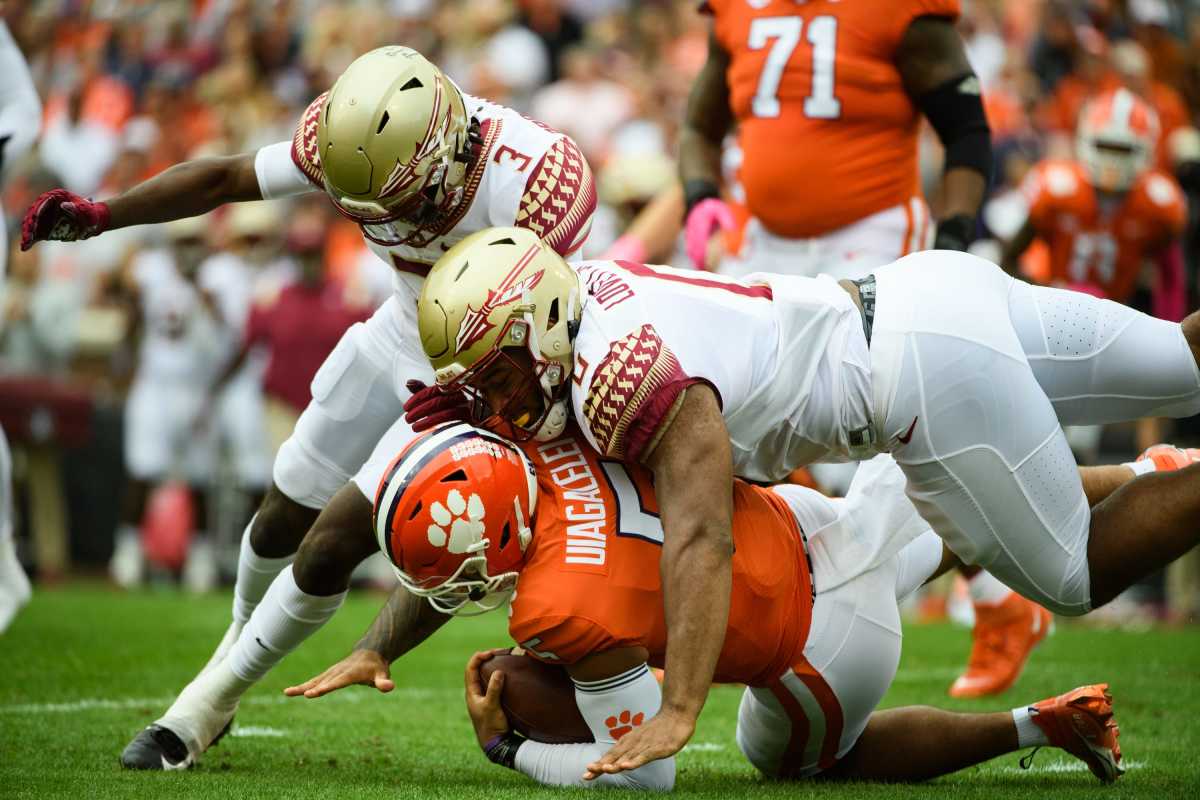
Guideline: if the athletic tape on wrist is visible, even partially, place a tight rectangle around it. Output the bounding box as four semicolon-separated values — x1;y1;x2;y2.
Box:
483;731;525;769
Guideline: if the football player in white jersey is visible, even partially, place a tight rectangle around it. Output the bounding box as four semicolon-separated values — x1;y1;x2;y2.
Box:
20;46;596;767
0;17;42;633
110;216;227;590
406;226;1200;776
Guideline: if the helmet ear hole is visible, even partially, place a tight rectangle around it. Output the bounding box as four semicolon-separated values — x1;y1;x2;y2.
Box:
441;468;468;483
407;500;423;520
547;298;560;329
499;521;511;550
400;76;423;91
376;111;390;134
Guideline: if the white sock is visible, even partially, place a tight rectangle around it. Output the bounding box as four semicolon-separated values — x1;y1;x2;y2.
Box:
159;659;253;754
968;569;1013;607
1012;706;1049;747
226;565;346;684
232;515;295;627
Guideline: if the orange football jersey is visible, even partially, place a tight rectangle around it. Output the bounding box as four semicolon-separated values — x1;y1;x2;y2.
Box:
1021;159;1186;301
509;428;813;688
706;0;960;238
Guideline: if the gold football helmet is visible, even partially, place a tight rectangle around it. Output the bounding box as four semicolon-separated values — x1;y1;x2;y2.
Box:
418;227;581;442
318;46;472;246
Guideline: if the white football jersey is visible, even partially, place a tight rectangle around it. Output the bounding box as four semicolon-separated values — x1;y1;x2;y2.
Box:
569;260;873;482
254;89;595;297
131;251;223;384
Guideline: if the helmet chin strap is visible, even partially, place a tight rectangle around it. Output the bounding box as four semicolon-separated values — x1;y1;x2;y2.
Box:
534;401;568;442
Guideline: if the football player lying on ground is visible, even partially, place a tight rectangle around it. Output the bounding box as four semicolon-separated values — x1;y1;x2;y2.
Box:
405;227;1200;775
287;427;1198;787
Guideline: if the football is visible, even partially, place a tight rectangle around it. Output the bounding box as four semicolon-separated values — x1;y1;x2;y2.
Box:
480;652;593;744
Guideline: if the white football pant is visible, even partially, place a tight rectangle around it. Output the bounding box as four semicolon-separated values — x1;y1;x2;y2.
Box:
870;251;1200;615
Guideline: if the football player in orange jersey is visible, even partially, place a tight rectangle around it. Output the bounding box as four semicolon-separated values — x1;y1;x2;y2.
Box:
1002;88;1188;318
677;0;1037;703
279;425;1200;787
680;0;991;276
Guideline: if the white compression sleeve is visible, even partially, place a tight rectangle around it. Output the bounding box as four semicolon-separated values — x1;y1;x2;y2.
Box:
513;663;675;790
254;141;319;200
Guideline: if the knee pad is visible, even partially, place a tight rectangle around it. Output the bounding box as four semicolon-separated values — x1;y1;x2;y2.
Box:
735;687;787;778
273;436;348;510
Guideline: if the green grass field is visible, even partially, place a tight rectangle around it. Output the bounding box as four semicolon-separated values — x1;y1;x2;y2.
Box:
1;584;1198;799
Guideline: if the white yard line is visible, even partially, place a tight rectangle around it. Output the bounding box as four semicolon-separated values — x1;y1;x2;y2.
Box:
998;759;1145;775
0;687;450;715
230;725;289;738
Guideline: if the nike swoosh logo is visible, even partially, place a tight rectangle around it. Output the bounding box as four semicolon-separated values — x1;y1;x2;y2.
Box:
897;416;919;445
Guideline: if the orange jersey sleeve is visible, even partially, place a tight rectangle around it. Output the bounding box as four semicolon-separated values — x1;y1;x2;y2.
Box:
709;0;959;237
1020;159;1093;236
1126;169;1187;245
508;429;813;687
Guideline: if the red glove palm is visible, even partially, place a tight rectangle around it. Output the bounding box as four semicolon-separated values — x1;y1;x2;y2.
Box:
21;189;111;250
404;380;472;432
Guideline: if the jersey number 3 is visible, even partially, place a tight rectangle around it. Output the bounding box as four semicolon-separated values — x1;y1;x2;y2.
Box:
748;15;841;120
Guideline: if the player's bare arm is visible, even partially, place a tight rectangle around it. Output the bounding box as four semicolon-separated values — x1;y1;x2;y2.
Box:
897;16;991;251
585;384;734;778
285;582;450;699
678;29;733;208
999;218;1037;276
21;152;262;250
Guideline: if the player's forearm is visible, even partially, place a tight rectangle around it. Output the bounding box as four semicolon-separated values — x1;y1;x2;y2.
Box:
660;521;732;719
608;183;685;263
105;154;262;229
679;30;731;203
678;126;723;191
355;584;449;663
1080;465;1138;506
1000;220;1036;276
208;341;251;398
939;167;987;223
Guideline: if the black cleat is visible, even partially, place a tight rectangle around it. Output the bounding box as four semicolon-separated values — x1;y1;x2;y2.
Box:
120;724;194;770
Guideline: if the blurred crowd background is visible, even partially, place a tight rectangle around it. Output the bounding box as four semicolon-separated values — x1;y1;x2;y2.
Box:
2;0;1199;617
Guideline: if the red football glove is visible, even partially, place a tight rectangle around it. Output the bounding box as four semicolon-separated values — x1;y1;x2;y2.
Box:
21;189;111;251
404;380;472;432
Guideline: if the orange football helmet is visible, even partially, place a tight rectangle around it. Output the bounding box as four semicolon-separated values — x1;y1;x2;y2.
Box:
1076;88;1159;193
372;423;537;615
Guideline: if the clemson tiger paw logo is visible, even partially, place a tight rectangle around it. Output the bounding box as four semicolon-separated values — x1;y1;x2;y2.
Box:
605;710;645;741
426;490;486;554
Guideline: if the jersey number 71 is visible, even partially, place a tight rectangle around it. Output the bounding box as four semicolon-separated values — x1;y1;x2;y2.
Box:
748;15;842;120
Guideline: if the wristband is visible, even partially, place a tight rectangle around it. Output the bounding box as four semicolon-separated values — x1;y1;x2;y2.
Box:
683;178;721;216
933;213;975;251
483;731;525;769
1123;459;1157;477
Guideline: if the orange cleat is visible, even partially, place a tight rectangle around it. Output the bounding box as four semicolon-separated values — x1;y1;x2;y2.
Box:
1137;443;1200;471
948;593;1053;698
1024;683;1124;783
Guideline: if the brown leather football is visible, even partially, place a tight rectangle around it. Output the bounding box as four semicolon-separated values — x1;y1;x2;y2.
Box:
480;652;593;744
